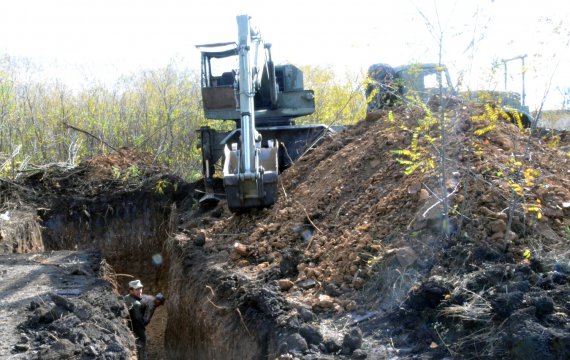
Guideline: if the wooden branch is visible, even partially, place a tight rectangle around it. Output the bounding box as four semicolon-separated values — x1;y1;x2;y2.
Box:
63;122;117;152
295;200;323;251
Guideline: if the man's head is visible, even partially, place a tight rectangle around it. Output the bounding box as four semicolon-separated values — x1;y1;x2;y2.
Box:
155;292;166;307
128;279;143;299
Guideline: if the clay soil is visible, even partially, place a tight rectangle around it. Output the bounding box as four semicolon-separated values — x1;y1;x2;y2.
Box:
174;103;570;359
1;104;569;360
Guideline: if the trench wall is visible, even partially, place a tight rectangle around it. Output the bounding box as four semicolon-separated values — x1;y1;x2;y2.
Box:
0;209;44;254
39;190;175;294
38;188;177;359
165;235;280;360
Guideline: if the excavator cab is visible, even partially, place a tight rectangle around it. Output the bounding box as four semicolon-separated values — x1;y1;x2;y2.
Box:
196;43;239;117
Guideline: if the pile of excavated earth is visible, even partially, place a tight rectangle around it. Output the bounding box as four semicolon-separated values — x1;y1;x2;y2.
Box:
174;103;570;359
1;102;569;359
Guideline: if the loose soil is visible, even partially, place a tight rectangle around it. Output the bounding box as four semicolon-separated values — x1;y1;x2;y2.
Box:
1;104;569;359
0;251;135;359
171;104;570;359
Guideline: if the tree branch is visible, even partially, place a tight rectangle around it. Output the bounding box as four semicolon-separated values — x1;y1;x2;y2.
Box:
63;122;117;152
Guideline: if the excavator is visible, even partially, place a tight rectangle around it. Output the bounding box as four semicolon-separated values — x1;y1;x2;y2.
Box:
196;15;329;211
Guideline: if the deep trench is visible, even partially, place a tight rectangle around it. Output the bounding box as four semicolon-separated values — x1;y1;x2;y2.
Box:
33;187;275;359
39;190;174;358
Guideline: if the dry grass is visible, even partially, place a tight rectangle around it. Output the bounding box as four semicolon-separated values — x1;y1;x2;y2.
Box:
439;288;492;323
99;258;120;293
437;283;507;359
0;208;44;253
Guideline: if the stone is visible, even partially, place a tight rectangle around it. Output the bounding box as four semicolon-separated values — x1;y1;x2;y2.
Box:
18;334;30;344
193;233;206;246
13;344;29;352
342;327;363;353
489;219;507;233
299;324;323;345
279;279;295;291
506;230;518;241
236;259;250;267
28;300;41;311
298;278;317;290
532;296;554;318
280;249;302;277
479;206;495;217
234;242;248;256
286;333;308;353
408;183;421;194
352;277;365;289
345;300;357;311
299;307;315;322
48;339;77;359
317;294;334;308
352;349;368;359
323;337;341;353
323;282;342;297
84;345;99;356
49;293;75;312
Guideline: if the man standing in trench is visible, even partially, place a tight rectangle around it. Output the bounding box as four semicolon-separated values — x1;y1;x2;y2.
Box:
124;279;147;360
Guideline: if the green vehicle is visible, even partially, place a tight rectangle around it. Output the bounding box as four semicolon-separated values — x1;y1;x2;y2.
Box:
366;63;532;128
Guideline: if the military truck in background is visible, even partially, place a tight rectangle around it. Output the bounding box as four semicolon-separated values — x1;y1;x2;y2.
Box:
366;62;533;128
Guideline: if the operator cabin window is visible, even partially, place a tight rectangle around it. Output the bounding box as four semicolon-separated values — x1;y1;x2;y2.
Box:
424;72;451;93
210;57;239;87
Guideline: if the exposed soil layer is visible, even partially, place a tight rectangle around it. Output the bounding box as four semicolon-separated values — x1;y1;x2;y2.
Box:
1;148;182;359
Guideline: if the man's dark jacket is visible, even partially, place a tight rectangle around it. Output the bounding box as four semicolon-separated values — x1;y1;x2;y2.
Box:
124;294;146;342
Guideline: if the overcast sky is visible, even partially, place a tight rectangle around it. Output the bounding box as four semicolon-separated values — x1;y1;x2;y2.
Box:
0;0;568;110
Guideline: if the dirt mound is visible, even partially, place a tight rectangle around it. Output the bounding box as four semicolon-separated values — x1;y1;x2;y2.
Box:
178;103;569;358
2;106;568;359
17;148;167;199
1;148;182;251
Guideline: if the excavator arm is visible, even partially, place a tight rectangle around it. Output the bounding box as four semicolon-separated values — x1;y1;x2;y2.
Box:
221;15;279;211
